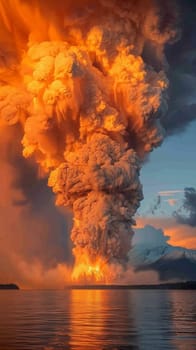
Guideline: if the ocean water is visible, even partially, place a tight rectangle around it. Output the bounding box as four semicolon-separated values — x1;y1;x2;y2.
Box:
0;289;195;350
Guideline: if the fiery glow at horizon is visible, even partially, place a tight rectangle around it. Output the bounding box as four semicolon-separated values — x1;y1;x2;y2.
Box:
71;257;106;283
0;0;178;283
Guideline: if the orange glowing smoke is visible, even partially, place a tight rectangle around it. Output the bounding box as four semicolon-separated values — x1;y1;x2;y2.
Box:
0;0;178;283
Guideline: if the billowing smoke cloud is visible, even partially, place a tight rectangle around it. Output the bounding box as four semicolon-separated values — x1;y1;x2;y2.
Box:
174;187;196;227
0;0;181;282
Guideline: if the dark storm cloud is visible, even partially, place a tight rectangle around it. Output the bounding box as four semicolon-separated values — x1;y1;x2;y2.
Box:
162;0;196;134
174;187;196;227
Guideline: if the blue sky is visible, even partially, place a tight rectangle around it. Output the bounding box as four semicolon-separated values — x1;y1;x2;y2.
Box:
139;120;196;216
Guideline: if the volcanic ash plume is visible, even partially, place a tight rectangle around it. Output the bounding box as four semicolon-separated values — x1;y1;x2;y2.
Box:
0;0;178;282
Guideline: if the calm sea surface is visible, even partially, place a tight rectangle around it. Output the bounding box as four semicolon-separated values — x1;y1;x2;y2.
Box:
0;289;195;350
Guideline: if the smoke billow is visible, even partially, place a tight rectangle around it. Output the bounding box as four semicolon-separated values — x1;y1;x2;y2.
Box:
0;0;179;282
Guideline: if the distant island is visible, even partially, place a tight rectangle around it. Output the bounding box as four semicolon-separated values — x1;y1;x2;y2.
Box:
0;284;19;290
67;281;196;290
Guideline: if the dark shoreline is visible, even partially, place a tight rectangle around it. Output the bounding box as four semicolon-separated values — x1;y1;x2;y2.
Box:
66;281;196;290
1;282;196;290
0;284;19;290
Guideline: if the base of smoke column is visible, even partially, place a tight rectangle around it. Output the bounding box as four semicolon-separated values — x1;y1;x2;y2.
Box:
65;281;196;290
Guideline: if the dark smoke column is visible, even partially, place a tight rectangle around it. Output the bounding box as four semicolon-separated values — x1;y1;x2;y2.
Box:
50;134;143;263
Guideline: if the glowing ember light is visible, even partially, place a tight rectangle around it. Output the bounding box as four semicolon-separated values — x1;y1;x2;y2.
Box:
71;258;106;283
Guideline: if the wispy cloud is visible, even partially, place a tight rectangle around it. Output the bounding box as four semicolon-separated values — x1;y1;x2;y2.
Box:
158;190;184;197
164;198;178;206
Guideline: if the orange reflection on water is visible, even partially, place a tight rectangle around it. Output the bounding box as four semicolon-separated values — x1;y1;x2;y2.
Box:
69;289;105;349
170;291;196;350
68;289;137;349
